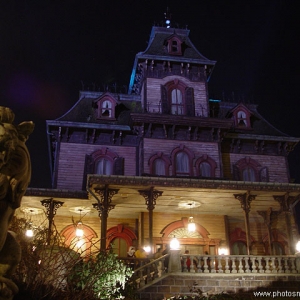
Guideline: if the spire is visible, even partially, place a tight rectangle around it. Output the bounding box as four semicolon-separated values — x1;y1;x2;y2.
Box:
164;7;172;28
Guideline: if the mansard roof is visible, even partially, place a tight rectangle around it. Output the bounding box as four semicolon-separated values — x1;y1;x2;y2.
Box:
138;26;216;64
219;101;299;142
49;91;141;126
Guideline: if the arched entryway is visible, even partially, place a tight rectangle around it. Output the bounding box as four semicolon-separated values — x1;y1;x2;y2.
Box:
159;217;220;255
262;228;288;255
106;224;137;257
230;227;256;255
60;224;98;256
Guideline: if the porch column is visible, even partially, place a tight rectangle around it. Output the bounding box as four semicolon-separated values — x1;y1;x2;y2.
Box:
274;193;299;254
139;187;163;253
92;185;119;251
257;207;279;255
41;198;64;245
234;191;256;255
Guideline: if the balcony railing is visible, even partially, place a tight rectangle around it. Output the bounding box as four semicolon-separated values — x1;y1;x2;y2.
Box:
121;254;300;289
181;254;300;274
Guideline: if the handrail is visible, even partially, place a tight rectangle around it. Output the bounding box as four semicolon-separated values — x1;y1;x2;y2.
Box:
119;254;169;288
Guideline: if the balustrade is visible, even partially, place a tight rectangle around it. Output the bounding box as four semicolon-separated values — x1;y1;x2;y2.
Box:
180;254;300;274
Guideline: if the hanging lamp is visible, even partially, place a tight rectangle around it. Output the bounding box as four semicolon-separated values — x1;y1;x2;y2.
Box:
187;203;196;232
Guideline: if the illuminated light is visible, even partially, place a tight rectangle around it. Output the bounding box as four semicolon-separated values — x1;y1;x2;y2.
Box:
76;228;84;237
188;217;196;232
76;221;84;237
218;247;229;255
296;241;300;252
143;245;151;253
76;239;85;249
26;229;34;237
166;20;170;24
170;236;180;250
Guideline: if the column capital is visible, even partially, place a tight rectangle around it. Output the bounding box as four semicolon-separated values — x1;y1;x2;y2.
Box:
234;191;256;213
139;186;163;210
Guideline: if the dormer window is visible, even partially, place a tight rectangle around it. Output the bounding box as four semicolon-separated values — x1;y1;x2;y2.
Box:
166;36;182;55
94;93;117;120
101;100;112;117
237;110;247;127
230;104;252;129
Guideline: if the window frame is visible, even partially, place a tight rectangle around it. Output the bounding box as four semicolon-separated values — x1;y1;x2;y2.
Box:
171;145;194;177
195;155;217;178
149;152;171;176
94;94;117;120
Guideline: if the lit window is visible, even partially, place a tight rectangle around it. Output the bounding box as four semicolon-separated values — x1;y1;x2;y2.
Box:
101;100;112;117
237;110;247;127
171;89;183;115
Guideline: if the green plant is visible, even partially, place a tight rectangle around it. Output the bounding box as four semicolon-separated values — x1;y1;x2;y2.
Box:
68;249;133;299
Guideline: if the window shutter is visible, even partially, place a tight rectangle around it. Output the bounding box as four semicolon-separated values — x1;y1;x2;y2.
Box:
82;154;95;190
185;87;195;116
232;164;240;181
259;167;269;182
114;157;124;175
161;85;169;114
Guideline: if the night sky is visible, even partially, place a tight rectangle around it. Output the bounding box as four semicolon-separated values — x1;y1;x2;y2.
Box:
0;1;299;188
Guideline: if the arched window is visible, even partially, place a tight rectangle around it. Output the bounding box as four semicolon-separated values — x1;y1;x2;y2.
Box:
195;155;217;178
171;40;178;52
101;99;112;117
148;152;171;176
199;162;211;177
176;151;190;176
171;145;194;177
237;110;247;127
82;148;124;189
231;241;247;255
153;158;166;176
161;80;195;116
242;167;256;181
94;93;117;119
233;157;269;182
171;89;183;115
96;157;113;175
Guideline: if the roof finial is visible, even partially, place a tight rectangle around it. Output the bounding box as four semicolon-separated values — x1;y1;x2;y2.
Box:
164;7;171;28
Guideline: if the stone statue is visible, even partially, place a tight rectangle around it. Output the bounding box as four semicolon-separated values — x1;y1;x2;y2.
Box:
0;107;34;300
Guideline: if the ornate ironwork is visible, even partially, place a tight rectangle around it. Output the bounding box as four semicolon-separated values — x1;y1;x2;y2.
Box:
92;185;118;218
234;191;256;213
40;198;64;218
139;187;163;210
273;193;299;212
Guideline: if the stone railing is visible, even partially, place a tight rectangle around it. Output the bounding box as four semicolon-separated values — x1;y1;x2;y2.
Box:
181;254;300;274
121;253;300;290
120;255;168;288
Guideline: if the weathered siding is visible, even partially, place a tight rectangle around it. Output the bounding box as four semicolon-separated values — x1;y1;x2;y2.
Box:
222;153;289;183
143;138;220;177
57;143;137;190
145;76;208;117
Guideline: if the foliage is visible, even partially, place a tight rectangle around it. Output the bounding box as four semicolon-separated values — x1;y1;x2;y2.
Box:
8;217;136;300
68;249;133;299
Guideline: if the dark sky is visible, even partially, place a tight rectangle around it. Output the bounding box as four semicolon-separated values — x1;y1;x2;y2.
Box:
0;0;299;188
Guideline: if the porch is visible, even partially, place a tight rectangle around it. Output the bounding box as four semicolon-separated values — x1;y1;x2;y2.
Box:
126;253;300;289
127;253;300;299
